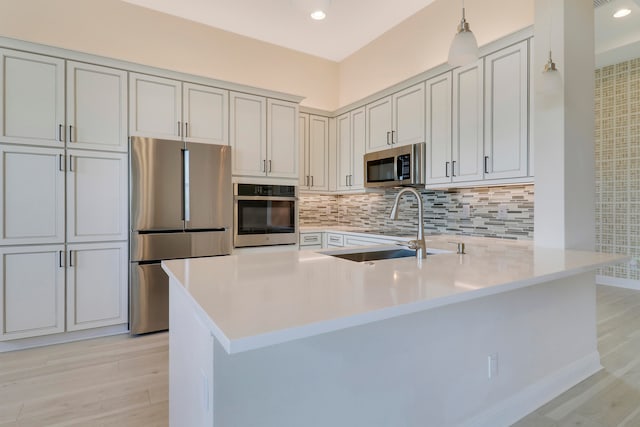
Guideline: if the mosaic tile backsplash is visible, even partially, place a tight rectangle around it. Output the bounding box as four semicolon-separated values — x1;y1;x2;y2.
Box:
300;185;534;240
595;58;640;281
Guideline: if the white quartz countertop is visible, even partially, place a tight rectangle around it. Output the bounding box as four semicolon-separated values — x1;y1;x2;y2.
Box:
162;235;627;355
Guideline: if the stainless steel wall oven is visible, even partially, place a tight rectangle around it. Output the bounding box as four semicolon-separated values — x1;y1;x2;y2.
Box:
233;184;298;247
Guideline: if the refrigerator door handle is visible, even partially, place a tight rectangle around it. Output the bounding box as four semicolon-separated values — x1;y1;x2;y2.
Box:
183;149;190;222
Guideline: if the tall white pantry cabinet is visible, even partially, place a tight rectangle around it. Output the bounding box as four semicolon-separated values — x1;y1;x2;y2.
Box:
0;49;128;342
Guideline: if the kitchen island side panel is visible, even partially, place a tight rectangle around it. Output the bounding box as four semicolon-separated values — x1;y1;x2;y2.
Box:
169;272;599;427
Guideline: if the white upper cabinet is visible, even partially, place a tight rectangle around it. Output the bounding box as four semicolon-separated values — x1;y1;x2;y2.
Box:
300;114;329;191
366;82;425;153
337;107;366;191
267;99;299;179
183;83;228;145
0;49;65;148
130;73;182;139
393;83;426;147
484;40;529;180
452;59;484;183
425;73;453;185
0;244;66;341
366;96;393;152
131;73;230;144
66;150;128;243
67;62;128;152
66;241;128;331
231;93;298;180
230;92;267;176
0;145;65;245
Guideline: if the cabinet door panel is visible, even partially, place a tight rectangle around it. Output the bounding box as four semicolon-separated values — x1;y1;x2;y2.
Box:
366;96;392;152
67;150;128;243
267;99;298;179
298;113;310;188
130;73;181;139
0;145;65;245
0;245;65;341
425;73;453;185
351;107;366;189
393;82;426;147
484;41;529;179
183;83;228;145
230;92;266;176
67;62;128;152
336;113;351;191
0;49;65;147
67;242;128;331
453;60;484;183
308;115;328;190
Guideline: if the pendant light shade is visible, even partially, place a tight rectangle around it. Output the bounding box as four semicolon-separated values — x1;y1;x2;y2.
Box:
448;2;479;67
539;50;563;94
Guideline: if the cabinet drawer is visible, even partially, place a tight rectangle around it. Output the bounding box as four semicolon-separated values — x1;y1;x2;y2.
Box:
326;233;344;247
344;236;384;247
299;232;322;246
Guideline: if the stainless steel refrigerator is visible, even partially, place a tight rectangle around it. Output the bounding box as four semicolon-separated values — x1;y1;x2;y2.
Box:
129;136;232;335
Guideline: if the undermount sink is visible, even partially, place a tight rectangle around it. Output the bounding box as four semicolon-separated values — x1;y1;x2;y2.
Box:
326;247;446;262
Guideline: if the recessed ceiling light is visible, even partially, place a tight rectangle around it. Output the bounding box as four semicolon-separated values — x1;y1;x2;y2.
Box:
613;8;631;18
310;10;326;20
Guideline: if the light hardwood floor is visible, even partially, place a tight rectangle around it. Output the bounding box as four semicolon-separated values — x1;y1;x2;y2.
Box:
0;284;639;426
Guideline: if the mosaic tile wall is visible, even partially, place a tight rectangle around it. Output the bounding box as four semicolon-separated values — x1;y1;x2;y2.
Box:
595;58;640;281
300;185;535;240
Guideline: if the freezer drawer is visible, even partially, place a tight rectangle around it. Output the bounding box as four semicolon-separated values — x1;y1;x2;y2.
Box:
130;230;232;262
130;263;169;334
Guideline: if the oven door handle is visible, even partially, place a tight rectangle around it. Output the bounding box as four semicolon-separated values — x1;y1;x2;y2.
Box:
234;195;297;201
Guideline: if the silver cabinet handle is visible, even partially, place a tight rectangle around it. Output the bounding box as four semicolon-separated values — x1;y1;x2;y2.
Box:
386;131;391;145
311;175;314;186
268;160;272;173
263;159;266;172
445;161;450;178
69;155;73;172
484;156;489;174
59;250;64;268
183;149;190;222
391;130;395;144
177;121;181;137
68;250;74;267
59;154;64;172
184;122;189;138
58;124;63;142
68;125;73;143
452;160;456;177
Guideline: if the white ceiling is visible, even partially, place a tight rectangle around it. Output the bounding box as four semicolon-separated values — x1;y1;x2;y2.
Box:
122;0;437;62
123;0;640;65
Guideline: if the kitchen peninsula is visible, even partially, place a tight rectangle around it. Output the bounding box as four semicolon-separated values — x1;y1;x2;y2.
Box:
162;235;626;427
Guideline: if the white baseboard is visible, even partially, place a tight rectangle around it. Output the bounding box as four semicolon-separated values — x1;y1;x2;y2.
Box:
0;324;129;353
596;275;640;290
459;352;603;427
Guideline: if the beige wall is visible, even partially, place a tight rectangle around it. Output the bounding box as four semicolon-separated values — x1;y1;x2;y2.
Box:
338;0;534;107
0;0;340;110
0;0;534;111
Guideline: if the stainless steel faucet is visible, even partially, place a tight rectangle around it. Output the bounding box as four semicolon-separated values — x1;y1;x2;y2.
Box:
389;187;427;259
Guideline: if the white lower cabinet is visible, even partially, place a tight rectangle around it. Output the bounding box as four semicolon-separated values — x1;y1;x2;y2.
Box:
67;242;128;331
0;245;65;341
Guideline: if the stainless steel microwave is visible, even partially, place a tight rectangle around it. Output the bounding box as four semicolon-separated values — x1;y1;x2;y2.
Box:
364;142;426;188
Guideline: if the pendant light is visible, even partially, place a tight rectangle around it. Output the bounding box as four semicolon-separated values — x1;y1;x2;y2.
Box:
538;0;562;95
447;0;479;67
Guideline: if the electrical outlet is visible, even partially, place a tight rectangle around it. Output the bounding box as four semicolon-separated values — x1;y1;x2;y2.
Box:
488;353;499;379
462;205;471;218
497;204;508;220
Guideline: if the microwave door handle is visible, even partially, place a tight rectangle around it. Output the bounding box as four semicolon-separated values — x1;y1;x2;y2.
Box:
183;149;190;222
